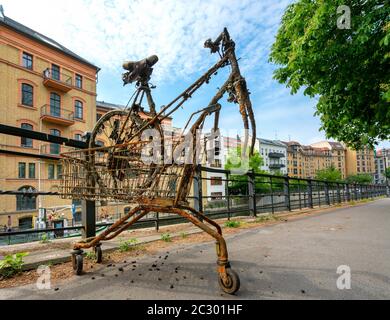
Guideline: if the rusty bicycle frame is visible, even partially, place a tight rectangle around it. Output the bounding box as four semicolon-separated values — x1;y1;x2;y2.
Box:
61;28;256;295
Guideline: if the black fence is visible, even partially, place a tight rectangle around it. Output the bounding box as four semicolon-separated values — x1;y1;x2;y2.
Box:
0;166;388;246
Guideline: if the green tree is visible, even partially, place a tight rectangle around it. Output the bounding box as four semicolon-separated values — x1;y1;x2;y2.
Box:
225;147;268;194
385;167;390;179
225;147;264;174
315;165;342;181
270;1;390;148
345;174;373;184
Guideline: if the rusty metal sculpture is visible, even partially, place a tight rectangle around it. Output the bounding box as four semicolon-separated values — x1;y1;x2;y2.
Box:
60;28;256;295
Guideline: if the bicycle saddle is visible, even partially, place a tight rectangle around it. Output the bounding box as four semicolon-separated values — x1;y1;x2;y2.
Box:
122;55;159;85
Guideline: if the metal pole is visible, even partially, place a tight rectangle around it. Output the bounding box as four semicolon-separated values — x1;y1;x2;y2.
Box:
248;170;256;217
226;172;231;220
81;200;96;239
193;165;204;218
308;179;313;209
325;182;330;206
284;176;291;211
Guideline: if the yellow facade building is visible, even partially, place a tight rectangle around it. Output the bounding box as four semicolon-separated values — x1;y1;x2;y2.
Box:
345;146;376;177
285;142;333;179
0;13;99;229
310;141;347;179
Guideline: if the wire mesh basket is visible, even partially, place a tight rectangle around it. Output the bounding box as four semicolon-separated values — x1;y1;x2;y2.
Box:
60;141;187;203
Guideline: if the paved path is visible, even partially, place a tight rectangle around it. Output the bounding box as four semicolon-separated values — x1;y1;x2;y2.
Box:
1;199;389;300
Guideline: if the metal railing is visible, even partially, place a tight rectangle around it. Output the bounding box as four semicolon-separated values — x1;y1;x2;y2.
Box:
41;105;74;122
0;166;388;246
43;69;73;86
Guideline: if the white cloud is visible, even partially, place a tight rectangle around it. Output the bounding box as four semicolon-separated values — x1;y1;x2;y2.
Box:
1;0;292;81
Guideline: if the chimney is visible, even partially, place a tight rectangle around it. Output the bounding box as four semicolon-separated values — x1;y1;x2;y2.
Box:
0;5;4;20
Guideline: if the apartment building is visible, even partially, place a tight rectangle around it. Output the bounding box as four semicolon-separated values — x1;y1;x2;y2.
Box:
259;139;287;175
0;12;99;228
310;141;347;179
345;145;376;177
284;141;333;179
375;149;390;185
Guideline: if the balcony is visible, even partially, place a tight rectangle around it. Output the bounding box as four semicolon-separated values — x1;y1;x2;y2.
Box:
41;105;75;126
269;152;285;159
43;70;73;93
269;164;286;170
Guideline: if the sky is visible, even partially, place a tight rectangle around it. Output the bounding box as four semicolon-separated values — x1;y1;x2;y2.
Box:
2;0;389;149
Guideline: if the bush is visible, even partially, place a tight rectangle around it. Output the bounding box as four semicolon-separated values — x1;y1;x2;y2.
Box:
224;220;241;228
0;253;29;279
119;238;138;252
161;233;172;242
40;233;50;244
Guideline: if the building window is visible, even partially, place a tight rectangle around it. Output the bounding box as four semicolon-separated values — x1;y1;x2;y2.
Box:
21;123;33;148
16;186;36;211
75;74;83;89
22;52;33;70
210;177;223;186
18;162;26;179
50;129;61;155
51;64;60;81
50;93;61;117
21;83;33;107
211;159;222;168
96;113;102;122
74;100;83;120
57;164;63;179
211;192;223;200
48;164;55;180
28;163;36;179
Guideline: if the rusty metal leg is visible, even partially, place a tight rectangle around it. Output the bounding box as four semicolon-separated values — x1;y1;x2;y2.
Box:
164;207;229;269
164;206;239;294
74;206;142;250
181;206;222;235
104;210;149;240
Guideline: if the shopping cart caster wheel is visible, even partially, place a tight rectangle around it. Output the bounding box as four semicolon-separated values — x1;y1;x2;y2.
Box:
72;254;83;276
95;245;103;264
218;268;240;295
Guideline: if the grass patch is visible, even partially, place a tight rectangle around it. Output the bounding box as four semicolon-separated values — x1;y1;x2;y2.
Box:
180;232;188;239
40;233;50;244
85;251;97;260
119;238;139;252
224;220;241;228
0;252;29;279
161;233;172;242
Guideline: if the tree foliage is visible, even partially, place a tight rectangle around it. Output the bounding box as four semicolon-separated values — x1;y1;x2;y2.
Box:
315;165;342;181
345;173;373;184
270;0;390;148
385;167;390;179
225;147;268;194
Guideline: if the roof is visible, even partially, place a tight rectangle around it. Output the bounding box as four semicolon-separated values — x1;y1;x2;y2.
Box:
96;101;123;111
282;141;301;147
0;14;100;71
328;141;345;150
258;138;287;148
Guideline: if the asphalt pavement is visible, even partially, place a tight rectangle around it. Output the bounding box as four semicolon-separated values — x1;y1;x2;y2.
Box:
1;198;389;300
